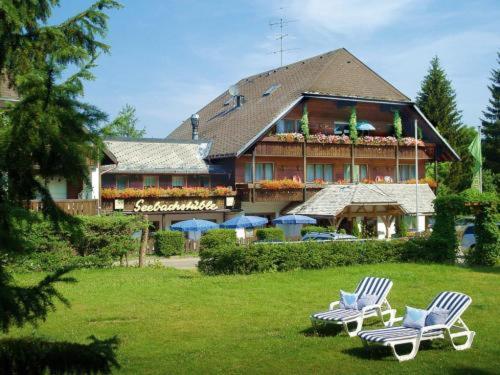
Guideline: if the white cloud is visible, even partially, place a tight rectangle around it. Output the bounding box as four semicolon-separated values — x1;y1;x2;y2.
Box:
286;0;418;36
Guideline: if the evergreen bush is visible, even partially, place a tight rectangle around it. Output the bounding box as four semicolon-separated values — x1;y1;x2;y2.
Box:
154;230;184;256
255;228;285;242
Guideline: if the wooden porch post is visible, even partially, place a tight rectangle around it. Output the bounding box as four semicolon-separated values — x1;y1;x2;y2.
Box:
395;144;400;182
139;215;149;268
350;144;355;183
303;140;307;201
252;147;256;203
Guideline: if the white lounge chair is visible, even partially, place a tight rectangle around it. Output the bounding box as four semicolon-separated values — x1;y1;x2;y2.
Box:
358;291;475;362
310;277;396;337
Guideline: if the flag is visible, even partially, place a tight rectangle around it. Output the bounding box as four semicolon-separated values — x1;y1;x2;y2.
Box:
468;131;482;191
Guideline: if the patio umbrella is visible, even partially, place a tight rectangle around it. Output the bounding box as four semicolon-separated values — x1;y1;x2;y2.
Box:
272;214;317;225
220;215;268;229
170;219;219;233
356;122;376;131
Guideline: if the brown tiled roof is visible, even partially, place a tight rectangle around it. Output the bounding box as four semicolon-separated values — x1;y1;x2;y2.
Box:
167;48;411;158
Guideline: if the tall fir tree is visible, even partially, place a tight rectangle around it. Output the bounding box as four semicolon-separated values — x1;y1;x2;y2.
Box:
0;1;121;371
416;56;462;149
481;52;500;174
416;56;473;192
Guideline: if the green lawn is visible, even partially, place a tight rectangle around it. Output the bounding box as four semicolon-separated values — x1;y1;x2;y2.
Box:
9;264;500;374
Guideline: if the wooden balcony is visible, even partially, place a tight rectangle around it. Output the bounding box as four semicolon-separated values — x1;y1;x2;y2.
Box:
237;184;321;203
255;136;434;160
30;199;98;216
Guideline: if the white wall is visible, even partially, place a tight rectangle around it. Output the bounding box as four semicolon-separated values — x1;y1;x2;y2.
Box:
90;166;99;199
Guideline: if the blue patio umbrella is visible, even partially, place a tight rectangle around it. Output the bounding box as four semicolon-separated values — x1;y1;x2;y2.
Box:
170;219;219;233
220;215;268;229
356;121;376;131
272;214;317;225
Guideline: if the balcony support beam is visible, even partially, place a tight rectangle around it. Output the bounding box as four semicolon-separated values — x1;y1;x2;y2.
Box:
395;144;400;182
303;141;307;201
252;147;256;203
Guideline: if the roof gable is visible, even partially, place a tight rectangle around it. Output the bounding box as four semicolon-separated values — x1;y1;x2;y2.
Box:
167;48;411;157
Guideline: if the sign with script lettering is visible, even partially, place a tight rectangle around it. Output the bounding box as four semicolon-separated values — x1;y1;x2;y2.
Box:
133;198;219;212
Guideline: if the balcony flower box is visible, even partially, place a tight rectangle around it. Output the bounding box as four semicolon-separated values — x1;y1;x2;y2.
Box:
101;186;234;200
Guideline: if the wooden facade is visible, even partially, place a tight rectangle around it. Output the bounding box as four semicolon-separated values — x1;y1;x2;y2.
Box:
234;98;436;204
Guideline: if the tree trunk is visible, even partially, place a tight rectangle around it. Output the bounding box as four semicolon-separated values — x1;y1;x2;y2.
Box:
139;215;149;268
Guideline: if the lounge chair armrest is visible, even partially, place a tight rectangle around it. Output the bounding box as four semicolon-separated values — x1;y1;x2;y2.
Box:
419;324;448;334
329;301;340;310
392;316;404;323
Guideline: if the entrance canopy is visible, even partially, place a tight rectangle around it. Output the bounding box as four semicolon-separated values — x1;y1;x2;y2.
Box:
288;184;435;219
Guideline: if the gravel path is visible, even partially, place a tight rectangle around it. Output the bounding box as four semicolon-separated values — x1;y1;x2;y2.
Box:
115;256;199;270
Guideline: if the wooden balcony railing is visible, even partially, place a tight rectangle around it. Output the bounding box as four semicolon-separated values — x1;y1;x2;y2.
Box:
30;199;98;216
237;184;322;203
254;137;434;160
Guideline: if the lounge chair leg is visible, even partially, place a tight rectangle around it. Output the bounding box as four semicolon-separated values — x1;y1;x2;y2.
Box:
446;330;475;351
343;318;363;337
390;339;420;362
310;318;319;335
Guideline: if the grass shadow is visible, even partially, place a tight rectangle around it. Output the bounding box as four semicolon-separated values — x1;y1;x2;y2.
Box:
343;340;448;361
0;335;120;374
301;324;343;337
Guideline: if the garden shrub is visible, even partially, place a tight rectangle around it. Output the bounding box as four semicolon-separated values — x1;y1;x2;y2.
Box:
70;214;146;262
467;202;499;266
300;225;345;236
351;220;360;238
154;230;184;256
200;229;237;251
6;210;147;270
394;216;408;238
255;227;284;242
428;195;465;263
300;225;328;236
199;239;407;275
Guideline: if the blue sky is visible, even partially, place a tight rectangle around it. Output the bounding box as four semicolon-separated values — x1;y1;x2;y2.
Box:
54;0;500;137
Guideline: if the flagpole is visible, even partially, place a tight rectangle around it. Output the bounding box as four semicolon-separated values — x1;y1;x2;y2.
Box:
415;119;419;232
478;125;482;193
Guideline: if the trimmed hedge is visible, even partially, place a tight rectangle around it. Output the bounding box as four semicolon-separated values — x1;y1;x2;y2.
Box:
255;228;284;242
300;225;339;236
155;230;184;256
199;239;407;275
200;229;237;251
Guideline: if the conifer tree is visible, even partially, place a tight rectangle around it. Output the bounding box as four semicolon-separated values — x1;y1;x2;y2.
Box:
416;56;473;192
0;1;121;371
349;107;358;142
416;56;463;148
481;52;500;174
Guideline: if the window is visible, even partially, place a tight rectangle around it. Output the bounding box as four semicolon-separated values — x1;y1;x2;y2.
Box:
403;215;418;230
143;176;158;188
276;119;300;133
307;164;333;182
344;164;368;182
262;84;281;96
244;163;273;182
116;175;129;190
334;121;350;135
172;176;185;187
399;164;416;181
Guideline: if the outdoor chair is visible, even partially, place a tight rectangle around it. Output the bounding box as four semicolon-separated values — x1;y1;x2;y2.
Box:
358;291;475;362
310;277;396;337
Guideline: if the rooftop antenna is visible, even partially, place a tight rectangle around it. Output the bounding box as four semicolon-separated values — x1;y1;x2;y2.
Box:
269;7;298;67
